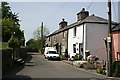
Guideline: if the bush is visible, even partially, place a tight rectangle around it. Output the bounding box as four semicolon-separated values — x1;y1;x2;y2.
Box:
26;45;38;52
87;55;99;64
26;39;40;52
96;67;106;75
112;61;120;77
60;54;65;60
73;53;83;61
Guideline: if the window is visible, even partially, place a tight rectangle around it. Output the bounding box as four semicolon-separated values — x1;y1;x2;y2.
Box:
74;27;77;36
49;37;50;41
48;51;57;54
54;36;56;42
117;52;120;60
63;31;65;38
73;44;76;53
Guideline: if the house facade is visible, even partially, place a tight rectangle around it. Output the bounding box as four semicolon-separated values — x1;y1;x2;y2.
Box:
46;19;68;56
112;23;120;61
46;8;117;61
68;23;110;61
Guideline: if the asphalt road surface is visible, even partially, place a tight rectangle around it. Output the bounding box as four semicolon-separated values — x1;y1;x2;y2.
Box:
3;52;119;80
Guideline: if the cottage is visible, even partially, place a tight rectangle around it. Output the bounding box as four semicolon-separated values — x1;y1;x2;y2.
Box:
112;23;120;61
46;8;117;61
46;18;68;57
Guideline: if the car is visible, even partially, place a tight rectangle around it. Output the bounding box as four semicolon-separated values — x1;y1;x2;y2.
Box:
44;47;60;60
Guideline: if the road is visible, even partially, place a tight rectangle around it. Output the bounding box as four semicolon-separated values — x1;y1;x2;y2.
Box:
3;52;118;80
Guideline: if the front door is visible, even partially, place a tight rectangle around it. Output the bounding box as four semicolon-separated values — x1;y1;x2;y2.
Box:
79;43;83;56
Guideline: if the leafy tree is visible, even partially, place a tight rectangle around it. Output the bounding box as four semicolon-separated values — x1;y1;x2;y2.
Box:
1;1;25;43
26;39;35;46
8;35;19;48
26;38;40;52
1;1;11;18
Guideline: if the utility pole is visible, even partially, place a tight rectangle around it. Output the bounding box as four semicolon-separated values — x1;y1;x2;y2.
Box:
41;22;43;38
41;22;44;54
108;0;112;77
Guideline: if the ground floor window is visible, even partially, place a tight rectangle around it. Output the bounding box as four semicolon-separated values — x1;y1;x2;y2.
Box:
73;44;76;53
117;52;120;61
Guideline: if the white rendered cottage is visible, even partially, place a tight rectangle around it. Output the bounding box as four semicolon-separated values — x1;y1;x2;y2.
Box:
68;8;117;61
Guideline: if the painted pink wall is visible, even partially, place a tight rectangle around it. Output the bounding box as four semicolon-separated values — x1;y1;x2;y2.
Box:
112;31;120;61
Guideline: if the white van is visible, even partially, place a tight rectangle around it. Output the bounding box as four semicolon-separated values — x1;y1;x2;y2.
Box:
44;47;60;60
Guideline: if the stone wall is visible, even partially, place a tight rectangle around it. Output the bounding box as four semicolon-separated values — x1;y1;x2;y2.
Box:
2;48;13;74
1;47;27;74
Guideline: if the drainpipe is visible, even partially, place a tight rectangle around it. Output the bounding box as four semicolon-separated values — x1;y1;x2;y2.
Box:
83;23;86;60
103;38;109;76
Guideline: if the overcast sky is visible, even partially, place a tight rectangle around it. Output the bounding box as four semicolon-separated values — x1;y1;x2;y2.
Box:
9;1;119;41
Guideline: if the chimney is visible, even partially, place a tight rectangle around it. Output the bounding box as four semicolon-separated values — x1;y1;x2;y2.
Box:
59;18;68;29
77;8;89;21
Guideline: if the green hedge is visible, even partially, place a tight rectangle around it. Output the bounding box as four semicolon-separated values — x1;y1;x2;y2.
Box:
73;53;83;61
112;61;120;77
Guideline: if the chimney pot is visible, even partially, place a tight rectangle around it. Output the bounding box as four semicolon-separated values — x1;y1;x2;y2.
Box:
59;18;68;29
77;8;89;21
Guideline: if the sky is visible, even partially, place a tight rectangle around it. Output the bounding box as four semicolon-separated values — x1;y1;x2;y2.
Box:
8;1;119;42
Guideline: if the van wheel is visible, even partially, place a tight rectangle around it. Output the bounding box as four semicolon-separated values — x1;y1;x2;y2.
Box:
44;55;47;59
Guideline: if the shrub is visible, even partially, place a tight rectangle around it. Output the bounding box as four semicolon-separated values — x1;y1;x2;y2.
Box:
96;67;106;75
112;61;120;77
73;53;83;61
87;55;99;64
26;39;40;52
60;54;65;60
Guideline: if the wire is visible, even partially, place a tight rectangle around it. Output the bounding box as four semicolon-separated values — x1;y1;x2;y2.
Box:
87;0;94;10
89;1;96;13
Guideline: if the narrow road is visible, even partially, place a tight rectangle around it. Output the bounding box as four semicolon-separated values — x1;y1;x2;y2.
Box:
3;52;117;80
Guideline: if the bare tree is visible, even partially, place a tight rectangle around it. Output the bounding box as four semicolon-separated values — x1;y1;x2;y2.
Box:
33;22;49;53
33;23;49;40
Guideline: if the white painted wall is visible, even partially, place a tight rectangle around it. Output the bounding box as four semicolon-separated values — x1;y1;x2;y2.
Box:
68;25;83;58
68;23;109;60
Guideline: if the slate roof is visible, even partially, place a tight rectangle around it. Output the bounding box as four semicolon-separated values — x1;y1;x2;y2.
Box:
47;14;118;37
112;23;120;31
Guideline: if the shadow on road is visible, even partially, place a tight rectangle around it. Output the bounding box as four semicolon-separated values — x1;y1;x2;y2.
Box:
2;53;33;80
2;65;32;80
2;75;32;80
25;53;33;63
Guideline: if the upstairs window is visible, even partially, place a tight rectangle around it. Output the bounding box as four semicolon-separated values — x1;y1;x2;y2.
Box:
54;36;56;42
63;31;65;38
73;27;76;36
49;37;50;41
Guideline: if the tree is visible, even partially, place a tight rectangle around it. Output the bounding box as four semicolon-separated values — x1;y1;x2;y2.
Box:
8;35;19;48
26;38;40;52
1;1;25;43
26;23;49;52
33;24;49;40
1;1;11;19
